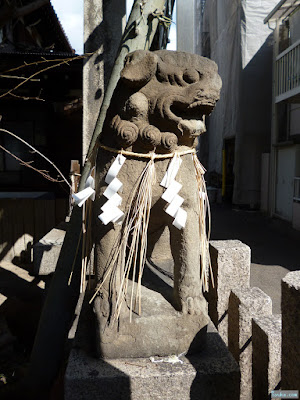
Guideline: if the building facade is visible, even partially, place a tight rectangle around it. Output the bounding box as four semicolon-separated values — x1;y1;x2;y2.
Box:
264;1;300;228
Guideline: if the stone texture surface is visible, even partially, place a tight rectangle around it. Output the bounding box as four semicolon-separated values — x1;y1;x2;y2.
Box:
228;287;272;400
281;271;300;390
65;323;240;400
252;314;282;399
207;240;250;344
33;221;68;275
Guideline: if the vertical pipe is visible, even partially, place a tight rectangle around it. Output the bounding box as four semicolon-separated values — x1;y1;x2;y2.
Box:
222;148;226;197
269;20;280;216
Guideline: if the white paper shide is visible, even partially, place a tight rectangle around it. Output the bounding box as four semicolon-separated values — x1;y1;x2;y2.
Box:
72;167;96;207
160;154;187;230
98;154;126;225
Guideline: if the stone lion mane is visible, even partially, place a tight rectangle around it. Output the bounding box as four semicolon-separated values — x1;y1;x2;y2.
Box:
101;50;222;153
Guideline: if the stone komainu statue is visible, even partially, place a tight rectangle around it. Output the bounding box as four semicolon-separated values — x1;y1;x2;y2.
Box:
91;50;222;359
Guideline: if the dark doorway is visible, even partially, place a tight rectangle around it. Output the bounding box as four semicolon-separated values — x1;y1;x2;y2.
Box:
222;138;235;202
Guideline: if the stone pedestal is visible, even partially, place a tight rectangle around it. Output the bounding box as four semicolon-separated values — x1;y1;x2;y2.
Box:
65;323;240;400
207;240;250;344
94;276;208;359
281;271;300;390
252;314;282;399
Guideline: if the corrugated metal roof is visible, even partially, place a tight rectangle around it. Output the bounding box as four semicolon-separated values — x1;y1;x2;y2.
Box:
264;0;300;23
0;48;75;57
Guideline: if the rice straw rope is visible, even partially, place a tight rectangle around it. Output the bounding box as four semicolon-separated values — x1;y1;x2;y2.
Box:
97;143;196;159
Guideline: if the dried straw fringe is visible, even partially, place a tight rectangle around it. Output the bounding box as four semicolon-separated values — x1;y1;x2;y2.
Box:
90;152;214;323
192;153;214;292
68;149;98;293
90;156;156;323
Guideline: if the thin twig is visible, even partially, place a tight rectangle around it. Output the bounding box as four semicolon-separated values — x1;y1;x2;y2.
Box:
2;52;95;75
0;144;64;183
0;53;94;100
10;92;45;101
0;128;72;190
0;74;40;81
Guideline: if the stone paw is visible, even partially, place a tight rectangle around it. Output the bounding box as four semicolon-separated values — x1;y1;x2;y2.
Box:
181;296;204;315
93;292;110;318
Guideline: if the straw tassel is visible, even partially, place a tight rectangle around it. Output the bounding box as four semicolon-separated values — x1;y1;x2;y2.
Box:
90;148;214;324
90;155;156;323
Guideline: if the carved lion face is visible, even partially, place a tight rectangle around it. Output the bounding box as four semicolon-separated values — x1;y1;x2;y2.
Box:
121;50;222;140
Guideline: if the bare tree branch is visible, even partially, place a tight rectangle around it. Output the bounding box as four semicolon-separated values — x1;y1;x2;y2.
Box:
0;53;94;100
0;143;64;183
14;0;49;19
9;92;45;101
0;74;40;81
2;52;94;75
0;0;49;28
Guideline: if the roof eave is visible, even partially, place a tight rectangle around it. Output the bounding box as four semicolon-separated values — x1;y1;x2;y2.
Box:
264;0;300;24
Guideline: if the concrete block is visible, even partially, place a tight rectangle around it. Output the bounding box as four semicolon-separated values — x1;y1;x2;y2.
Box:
65;323;240;400
33;221;68;275
252;314;281;399
228;287;272;400
207;240;250;344
281;271;300;390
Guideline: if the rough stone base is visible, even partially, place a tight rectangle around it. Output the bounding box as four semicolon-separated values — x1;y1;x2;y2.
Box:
65;324;240;400
95;279;209;359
